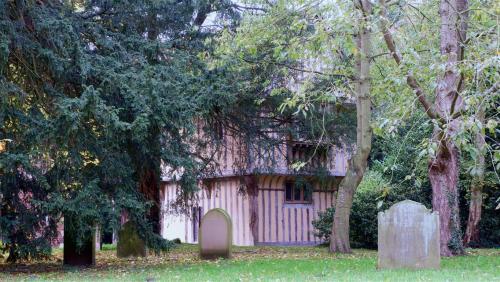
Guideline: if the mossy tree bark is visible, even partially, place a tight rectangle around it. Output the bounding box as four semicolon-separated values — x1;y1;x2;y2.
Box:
329;0;372;253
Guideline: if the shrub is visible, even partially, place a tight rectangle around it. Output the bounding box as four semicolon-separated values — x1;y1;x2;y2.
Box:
312;206;335;243
313;170;432;248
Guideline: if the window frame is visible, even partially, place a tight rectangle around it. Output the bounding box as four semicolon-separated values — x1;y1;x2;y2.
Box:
285;181;313;204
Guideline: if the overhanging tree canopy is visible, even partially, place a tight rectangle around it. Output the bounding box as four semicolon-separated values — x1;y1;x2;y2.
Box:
0;0;245;262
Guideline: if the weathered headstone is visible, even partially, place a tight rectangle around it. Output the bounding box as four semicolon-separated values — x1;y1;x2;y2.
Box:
117;221;148;258
378;200;440;269
63;216;96;266
199;208;232;259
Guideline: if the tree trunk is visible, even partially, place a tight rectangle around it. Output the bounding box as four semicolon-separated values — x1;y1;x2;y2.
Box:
330;0;372;253
329;171;357;253
428;139;463;256
464;182;483;246
463;107;485;246
427;0;468;256
139;168;161;234
243;176;259;245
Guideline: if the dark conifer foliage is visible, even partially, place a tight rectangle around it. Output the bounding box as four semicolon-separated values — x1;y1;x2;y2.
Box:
0;0;240;262
0;0;353;262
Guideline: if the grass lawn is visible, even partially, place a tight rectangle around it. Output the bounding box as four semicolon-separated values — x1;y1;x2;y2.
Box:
0;245;499;281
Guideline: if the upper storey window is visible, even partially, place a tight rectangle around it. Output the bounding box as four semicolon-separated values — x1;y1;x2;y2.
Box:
289;143;328;170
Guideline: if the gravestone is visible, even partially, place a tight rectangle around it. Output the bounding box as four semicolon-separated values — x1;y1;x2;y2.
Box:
199;208;232;259
63;216;96;266
378;200;440;269
117;221;148;258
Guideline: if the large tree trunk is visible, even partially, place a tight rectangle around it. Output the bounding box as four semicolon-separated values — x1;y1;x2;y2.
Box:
427;0;468;256
428;140;463;256
329;171;358;253
463;107;485;246
139;168;161;234
330;0;372;253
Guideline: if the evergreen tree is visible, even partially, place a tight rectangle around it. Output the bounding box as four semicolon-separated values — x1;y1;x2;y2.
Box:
0;0;241;262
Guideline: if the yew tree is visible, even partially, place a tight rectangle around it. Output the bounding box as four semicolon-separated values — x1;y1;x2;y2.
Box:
0;0;244;262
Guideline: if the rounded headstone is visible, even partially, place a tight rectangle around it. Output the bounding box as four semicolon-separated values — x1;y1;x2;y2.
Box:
199;208;232;259
378;200;440;269
117;221;148;258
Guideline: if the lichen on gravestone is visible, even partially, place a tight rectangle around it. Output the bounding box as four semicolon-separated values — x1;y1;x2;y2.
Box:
377;200;440;269
117;221;148;258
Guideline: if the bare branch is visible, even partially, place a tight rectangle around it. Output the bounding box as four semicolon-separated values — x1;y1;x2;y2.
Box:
407;3;435;23
231;4;268;13
241;57;352;79
379;0;440;121
371;49;430;60
450;88;462;117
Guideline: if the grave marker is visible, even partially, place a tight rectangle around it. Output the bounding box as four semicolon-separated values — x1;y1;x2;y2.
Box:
199;208;232;259
117;221;148;258
378;200;440;269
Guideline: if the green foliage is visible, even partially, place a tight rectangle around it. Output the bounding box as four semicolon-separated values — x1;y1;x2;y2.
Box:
313;170;432;248
369;115;433;208
213;0;358;146
314;112;497;249
371;0;499;176
311;204;335;243
349;171;392;249
313;171;388;248
1;0;497;262
1;0;349;262
344;115;434;249
0;0;242;262
0;154;57;262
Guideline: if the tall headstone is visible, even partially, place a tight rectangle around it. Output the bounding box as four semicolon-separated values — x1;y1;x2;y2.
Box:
117;221;148;258
199;208;232;259
378;200;440;269
63;216;96;266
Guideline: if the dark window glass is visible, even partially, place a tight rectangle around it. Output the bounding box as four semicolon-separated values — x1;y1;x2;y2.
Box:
294;186;301;201
285;181;313;204
304;189;312;202
285;182;293;201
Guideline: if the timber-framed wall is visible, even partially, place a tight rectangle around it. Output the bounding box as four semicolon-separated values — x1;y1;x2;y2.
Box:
161;175;339;246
